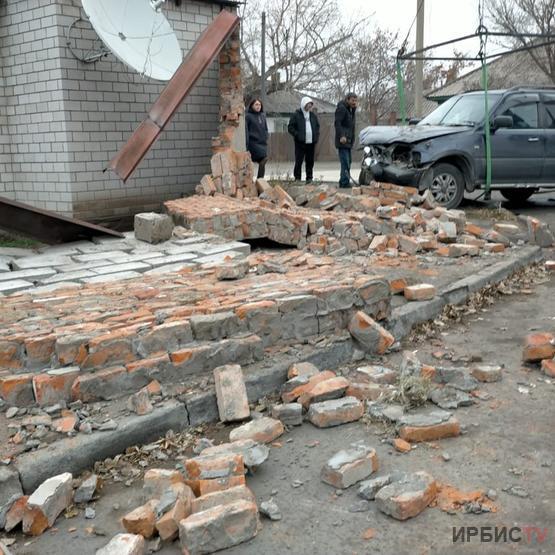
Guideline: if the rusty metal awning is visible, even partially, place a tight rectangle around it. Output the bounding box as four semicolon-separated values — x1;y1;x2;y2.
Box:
108;10;240;182
0;195;123;244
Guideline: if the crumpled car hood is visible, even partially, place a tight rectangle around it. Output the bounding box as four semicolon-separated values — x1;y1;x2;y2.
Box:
359;125;471;146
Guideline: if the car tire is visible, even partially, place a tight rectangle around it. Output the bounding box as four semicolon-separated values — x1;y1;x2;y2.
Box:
430;163;465;209
358;168;371;186
500;189;536;204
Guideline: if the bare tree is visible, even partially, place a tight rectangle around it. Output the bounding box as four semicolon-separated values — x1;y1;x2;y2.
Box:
317;28;399;120
487;0;555;82
240;0;365;97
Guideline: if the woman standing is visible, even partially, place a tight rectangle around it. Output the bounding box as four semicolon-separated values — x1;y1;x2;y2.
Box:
245;98;269;179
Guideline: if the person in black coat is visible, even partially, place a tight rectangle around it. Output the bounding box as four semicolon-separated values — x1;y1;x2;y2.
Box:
334;92;358;188
245;98;269;179
287;96;320;183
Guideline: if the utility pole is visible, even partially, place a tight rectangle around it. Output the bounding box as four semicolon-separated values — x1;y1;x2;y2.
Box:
415;0;425;118
261;12;266;106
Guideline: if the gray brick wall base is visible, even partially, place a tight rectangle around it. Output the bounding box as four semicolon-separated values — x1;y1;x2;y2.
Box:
1;0;224;221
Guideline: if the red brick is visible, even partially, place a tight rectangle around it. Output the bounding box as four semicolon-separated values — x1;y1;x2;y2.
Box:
214;364;250;422
191;485;256;514
281;370;335;403
32;367;80;406
348;311;394;355
298;376;350;409
4;495;29;532
393;438;411;453
155;498;188;541
404;284;436;301
229;416;284;444
143;469;186;497
346;382;389;401
184;453;245;496
24;334;56;367
179;500;259;554
0;373;35;406
53;412;78;433
541;358;555;377
307;396;364;428
0;341;23;369
523;332;555;362
122;500;158;539
399;417;460;442
287;361;319;380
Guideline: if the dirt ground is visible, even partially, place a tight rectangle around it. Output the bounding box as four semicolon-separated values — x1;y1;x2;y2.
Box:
7;260;553;555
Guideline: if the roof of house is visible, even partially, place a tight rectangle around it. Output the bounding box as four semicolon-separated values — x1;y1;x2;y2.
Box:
262;90;337;115
426;48;554;101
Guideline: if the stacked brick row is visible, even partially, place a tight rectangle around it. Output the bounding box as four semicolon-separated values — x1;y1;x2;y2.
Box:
0;258;391;408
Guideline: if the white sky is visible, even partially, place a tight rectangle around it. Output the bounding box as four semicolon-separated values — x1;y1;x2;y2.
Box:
342;0;493;61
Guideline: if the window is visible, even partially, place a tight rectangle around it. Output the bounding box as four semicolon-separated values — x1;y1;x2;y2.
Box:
544;102;555;129
500;102;538;129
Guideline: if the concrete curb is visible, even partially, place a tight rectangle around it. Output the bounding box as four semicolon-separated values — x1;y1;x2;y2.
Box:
389;245;543;339
14;339;356;492
13;246;543;492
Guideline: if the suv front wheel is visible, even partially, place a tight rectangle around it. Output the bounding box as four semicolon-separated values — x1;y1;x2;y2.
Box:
429;163;465;209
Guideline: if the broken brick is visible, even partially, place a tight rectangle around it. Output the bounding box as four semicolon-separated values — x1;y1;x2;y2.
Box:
0;373;35;407
179;500;259;554
346;382;389;401
32;367;80;407
404;284;436;301
155;497;188;542
321;445;378;489
523;332;555;362
229;417;284;444
271;403;303;426
96;534;145;555
121;500;158;539
281;370;335;403
127;388;153;416
399;417;460;443
214;364;250;422
541;358;555;377
393;438;411;453
4;495;29;532
53;412;78;433
287;361;320;380
348;311;394;355
143;469;186;497
351;365;397;384
184;452;245;496
470;365;502;383
191;485;256;514
23;473;73;536
297;376;350;409
375;471;437;520
307;396;364;428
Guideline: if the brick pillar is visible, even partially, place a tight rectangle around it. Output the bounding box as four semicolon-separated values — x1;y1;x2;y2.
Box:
212;27;245;154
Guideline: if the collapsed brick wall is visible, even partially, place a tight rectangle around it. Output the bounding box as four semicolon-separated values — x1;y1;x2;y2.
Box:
0;256;391;408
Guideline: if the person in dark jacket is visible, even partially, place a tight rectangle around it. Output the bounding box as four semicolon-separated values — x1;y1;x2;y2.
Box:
334;92;358;188
287;96;320;183
245;98;269;179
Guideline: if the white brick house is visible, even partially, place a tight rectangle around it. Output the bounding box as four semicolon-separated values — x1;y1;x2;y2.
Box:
0;0;233;223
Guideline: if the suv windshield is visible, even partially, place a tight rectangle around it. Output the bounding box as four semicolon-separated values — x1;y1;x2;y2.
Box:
419;93;502;127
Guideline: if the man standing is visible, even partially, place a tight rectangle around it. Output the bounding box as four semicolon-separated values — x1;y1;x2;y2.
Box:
288;96;320;183
334;92;358;188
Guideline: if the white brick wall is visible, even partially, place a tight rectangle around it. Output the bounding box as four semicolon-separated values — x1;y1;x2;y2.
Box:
1;0;224;222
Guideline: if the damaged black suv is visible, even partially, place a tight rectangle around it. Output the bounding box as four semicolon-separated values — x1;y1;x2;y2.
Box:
358;87;555;208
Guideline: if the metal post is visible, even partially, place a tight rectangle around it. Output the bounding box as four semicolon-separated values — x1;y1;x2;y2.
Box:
261;11;266;105
415;0;425;118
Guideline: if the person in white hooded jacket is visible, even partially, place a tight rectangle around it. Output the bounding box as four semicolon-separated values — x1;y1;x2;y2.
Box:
287;96;320;183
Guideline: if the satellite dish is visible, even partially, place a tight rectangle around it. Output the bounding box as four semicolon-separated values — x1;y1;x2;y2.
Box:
81;0;182;81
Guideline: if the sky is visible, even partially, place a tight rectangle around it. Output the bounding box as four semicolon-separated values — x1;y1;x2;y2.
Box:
341;0;495;61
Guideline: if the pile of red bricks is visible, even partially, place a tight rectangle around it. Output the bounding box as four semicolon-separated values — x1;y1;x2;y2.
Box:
0;255;391;408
